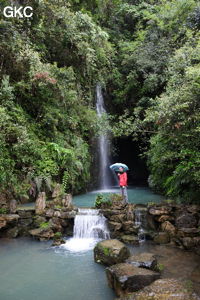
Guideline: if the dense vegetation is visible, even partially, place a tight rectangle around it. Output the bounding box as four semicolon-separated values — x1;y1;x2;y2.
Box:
0;0;199;203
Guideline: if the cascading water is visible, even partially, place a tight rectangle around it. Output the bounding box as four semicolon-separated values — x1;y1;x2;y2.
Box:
96;84;113;189
135;208;147;243
61;208;110;252
74;208;110;239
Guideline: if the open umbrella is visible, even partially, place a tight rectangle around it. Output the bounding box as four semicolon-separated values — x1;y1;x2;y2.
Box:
110;163;129;172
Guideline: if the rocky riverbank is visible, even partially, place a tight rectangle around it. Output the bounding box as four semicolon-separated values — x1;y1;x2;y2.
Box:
0;190;200;255
99;200;200;255
94;239;200;299
0;185;77;242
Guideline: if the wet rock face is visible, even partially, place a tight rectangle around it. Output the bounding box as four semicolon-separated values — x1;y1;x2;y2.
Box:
106;263;160;297
117;278;200;300
126;253;158;271
94;239;130;266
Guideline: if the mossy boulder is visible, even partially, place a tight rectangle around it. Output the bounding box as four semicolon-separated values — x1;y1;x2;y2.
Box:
94;239;130;266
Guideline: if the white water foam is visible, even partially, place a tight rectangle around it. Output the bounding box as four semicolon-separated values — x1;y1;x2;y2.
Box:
61;208;110;253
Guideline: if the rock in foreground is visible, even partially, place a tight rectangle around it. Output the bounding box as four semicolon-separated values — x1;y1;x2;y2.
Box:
126;253;157;270
106;263;160;297
117;278;200;300
94;239;130;266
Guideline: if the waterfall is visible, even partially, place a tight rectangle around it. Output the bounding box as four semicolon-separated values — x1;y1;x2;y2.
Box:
74;208;110;239
96;84;112;189
135;208;147;243
61;208;110;252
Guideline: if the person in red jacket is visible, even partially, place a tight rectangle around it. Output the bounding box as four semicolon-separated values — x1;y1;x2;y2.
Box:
118;167;128;203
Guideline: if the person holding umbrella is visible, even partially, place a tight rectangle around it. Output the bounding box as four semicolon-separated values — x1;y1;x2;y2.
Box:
110;163;129;203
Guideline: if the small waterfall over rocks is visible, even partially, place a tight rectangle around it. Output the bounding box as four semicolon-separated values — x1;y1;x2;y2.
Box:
74;208;110;239
61;208;110;252
134;208;147;243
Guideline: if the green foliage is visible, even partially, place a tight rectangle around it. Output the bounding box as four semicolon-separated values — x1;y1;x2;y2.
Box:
0;207;8;214
95;193;123;208
108;0;200;203
0;1;113;199
39;222;50;229
53;232;62;240
145;40;200;202
95;194;112;208
103;247;110;256
157;263;165;272
0;0;199;204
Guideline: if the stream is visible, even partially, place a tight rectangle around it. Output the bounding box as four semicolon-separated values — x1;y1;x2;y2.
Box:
0;187;200;299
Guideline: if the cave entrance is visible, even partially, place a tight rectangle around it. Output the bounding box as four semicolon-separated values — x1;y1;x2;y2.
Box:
112;137;149;186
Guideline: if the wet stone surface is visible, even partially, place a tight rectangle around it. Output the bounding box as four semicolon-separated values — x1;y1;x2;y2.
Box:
128;241;200;297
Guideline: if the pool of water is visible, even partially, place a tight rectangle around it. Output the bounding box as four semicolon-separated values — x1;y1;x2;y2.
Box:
0;237;199;300
0;238;115;300
18;186;164;209
73;186;164;207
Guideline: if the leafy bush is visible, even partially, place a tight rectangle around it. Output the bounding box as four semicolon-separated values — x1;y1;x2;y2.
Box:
53;232;62;240
95;194;112;208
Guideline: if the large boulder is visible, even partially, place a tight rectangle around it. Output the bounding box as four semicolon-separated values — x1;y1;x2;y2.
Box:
94;239;130;266
117;278;200;300
161;221;176;236
176;213;197;228
106;263;160;296
126;253;158;270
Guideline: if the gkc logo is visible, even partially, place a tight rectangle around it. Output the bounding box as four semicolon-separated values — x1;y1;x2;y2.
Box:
3;6;33;18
